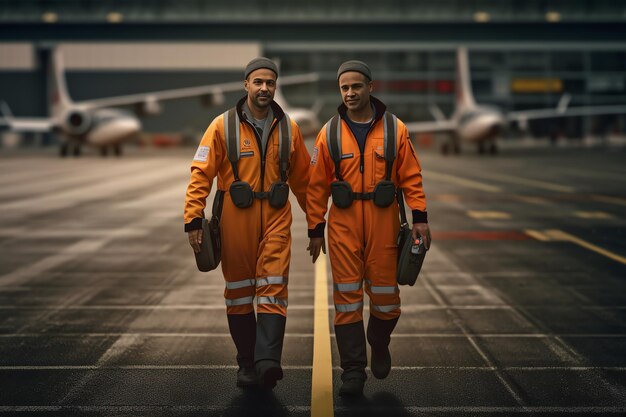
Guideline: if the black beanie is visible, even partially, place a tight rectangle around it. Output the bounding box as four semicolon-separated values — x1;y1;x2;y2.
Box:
337;60;372;80
245;57;278;79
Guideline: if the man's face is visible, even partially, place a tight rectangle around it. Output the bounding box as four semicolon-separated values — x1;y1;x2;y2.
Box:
338;71;372;113
244;68;277;110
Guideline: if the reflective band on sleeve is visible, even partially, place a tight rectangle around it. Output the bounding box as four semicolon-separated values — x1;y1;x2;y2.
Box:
225;296;255;306
225;278;256;290
371;303;401;313
257;296;288;307
256;276;287;287
335;301;364;312
333;281;363;292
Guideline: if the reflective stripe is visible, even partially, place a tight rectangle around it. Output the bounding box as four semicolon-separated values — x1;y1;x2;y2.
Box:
365;279;398;294
371;303;401;313
225;278;256;290
257;296;288;307
333;281;363;292
256;276;287;287
225;296;254;306
335;301;364;313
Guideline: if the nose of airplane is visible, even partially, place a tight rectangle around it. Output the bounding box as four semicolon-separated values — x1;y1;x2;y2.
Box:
121;117;141;137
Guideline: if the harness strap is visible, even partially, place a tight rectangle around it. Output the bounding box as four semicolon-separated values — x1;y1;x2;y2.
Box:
326;111;397;181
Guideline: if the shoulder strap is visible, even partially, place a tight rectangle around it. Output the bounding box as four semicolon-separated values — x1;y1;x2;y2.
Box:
223;107;241;181
278;114;292;182
383;111;397;181
325;115;343;180
396;187;408;226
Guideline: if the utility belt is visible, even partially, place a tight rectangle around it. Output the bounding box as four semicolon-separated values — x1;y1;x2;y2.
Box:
330;179;396;209
229;180;290;209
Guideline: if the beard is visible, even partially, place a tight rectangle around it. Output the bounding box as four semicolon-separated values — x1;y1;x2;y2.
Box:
252;93;273;109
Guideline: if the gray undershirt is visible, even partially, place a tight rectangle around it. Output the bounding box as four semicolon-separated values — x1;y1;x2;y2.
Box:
243;102;274;156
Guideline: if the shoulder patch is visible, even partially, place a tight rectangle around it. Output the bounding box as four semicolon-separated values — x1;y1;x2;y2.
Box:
311;146;319;165
193;146;210;162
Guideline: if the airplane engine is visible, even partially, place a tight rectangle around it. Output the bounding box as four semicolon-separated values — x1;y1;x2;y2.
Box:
201;90;225;107
138;96;162;116
63;110;92;135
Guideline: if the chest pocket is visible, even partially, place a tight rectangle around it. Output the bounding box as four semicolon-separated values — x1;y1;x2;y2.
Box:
371;143;386;186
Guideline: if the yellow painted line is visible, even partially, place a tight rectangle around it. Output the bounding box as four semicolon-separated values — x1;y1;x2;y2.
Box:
514;195;550;205
467;211;511;219
544;229;626;265
591;194;626;207
524;230;551;241
427;171;502;193
574;211;614;219
311;254;334;417
474;172;575;193
433;194;462;202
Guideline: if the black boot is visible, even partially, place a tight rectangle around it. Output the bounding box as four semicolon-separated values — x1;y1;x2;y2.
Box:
335;321;367;397
366;316;398;379
255;313;286;389
227;312;257;388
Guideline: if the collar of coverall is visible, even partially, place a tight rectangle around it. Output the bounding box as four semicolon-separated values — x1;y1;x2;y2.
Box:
236;95;285;125
337;95;387;125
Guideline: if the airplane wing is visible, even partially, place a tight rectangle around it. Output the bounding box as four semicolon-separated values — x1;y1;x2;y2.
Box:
507;104;626;122
404;120;456;134
79;73;320;110
0;117;56;132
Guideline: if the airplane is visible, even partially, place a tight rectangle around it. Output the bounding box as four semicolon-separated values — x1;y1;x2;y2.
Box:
405;47;626;155
0;47;320;157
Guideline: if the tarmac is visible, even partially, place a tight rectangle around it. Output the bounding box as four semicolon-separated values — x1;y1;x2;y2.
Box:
0;143;625;416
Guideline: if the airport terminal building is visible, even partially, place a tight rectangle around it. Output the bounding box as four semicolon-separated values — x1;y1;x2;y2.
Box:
0;0;625;142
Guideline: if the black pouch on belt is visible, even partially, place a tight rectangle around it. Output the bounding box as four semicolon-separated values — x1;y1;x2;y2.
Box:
373;180;396;207
229;181;254;208
330;181;354;209
268;181;290;208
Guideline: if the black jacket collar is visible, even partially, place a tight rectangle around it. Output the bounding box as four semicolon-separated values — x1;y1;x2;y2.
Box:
337;95;387;124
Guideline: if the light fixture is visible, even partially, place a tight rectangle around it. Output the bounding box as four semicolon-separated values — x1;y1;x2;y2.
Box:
473;11;490;23
545;11;561;22
41;12;58;23
107;12;124;23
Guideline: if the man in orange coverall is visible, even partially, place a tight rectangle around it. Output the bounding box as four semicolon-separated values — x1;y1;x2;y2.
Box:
185;58;310;390
307;60;431;396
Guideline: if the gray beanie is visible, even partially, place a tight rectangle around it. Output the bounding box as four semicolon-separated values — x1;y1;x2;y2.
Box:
337;60;372;81
244;57;278;79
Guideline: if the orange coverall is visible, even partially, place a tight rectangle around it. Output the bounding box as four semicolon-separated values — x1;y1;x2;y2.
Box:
307;97;427;325
185;98;310;316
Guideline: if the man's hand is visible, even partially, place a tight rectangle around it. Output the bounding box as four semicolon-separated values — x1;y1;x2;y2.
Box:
412;223;431;250
188;229;202;253
307;237;326;263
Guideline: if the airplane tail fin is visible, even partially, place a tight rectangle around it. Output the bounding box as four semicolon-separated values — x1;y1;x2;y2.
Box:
311;97;324;115
455;47;476;109
0;100;14;120
47;46;73;117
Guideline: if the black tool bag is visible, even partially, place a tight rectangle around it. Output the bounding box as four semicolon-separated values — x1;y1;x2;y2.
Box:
195;190;224;272
326;112;397;208
395;188;426;286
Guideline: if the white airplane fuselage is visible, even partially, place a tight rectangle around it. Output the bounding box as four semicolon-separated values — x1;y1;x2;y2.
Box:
453;106;507;143
58;107;141;147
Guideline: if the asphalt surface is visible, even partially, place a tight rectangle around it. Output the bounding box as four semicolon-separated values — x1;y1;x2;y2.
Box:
0;144;625;416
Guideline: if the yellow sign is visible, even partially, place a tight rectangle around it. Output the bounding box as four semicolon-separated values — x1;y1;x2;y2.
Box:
511;78;563;93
